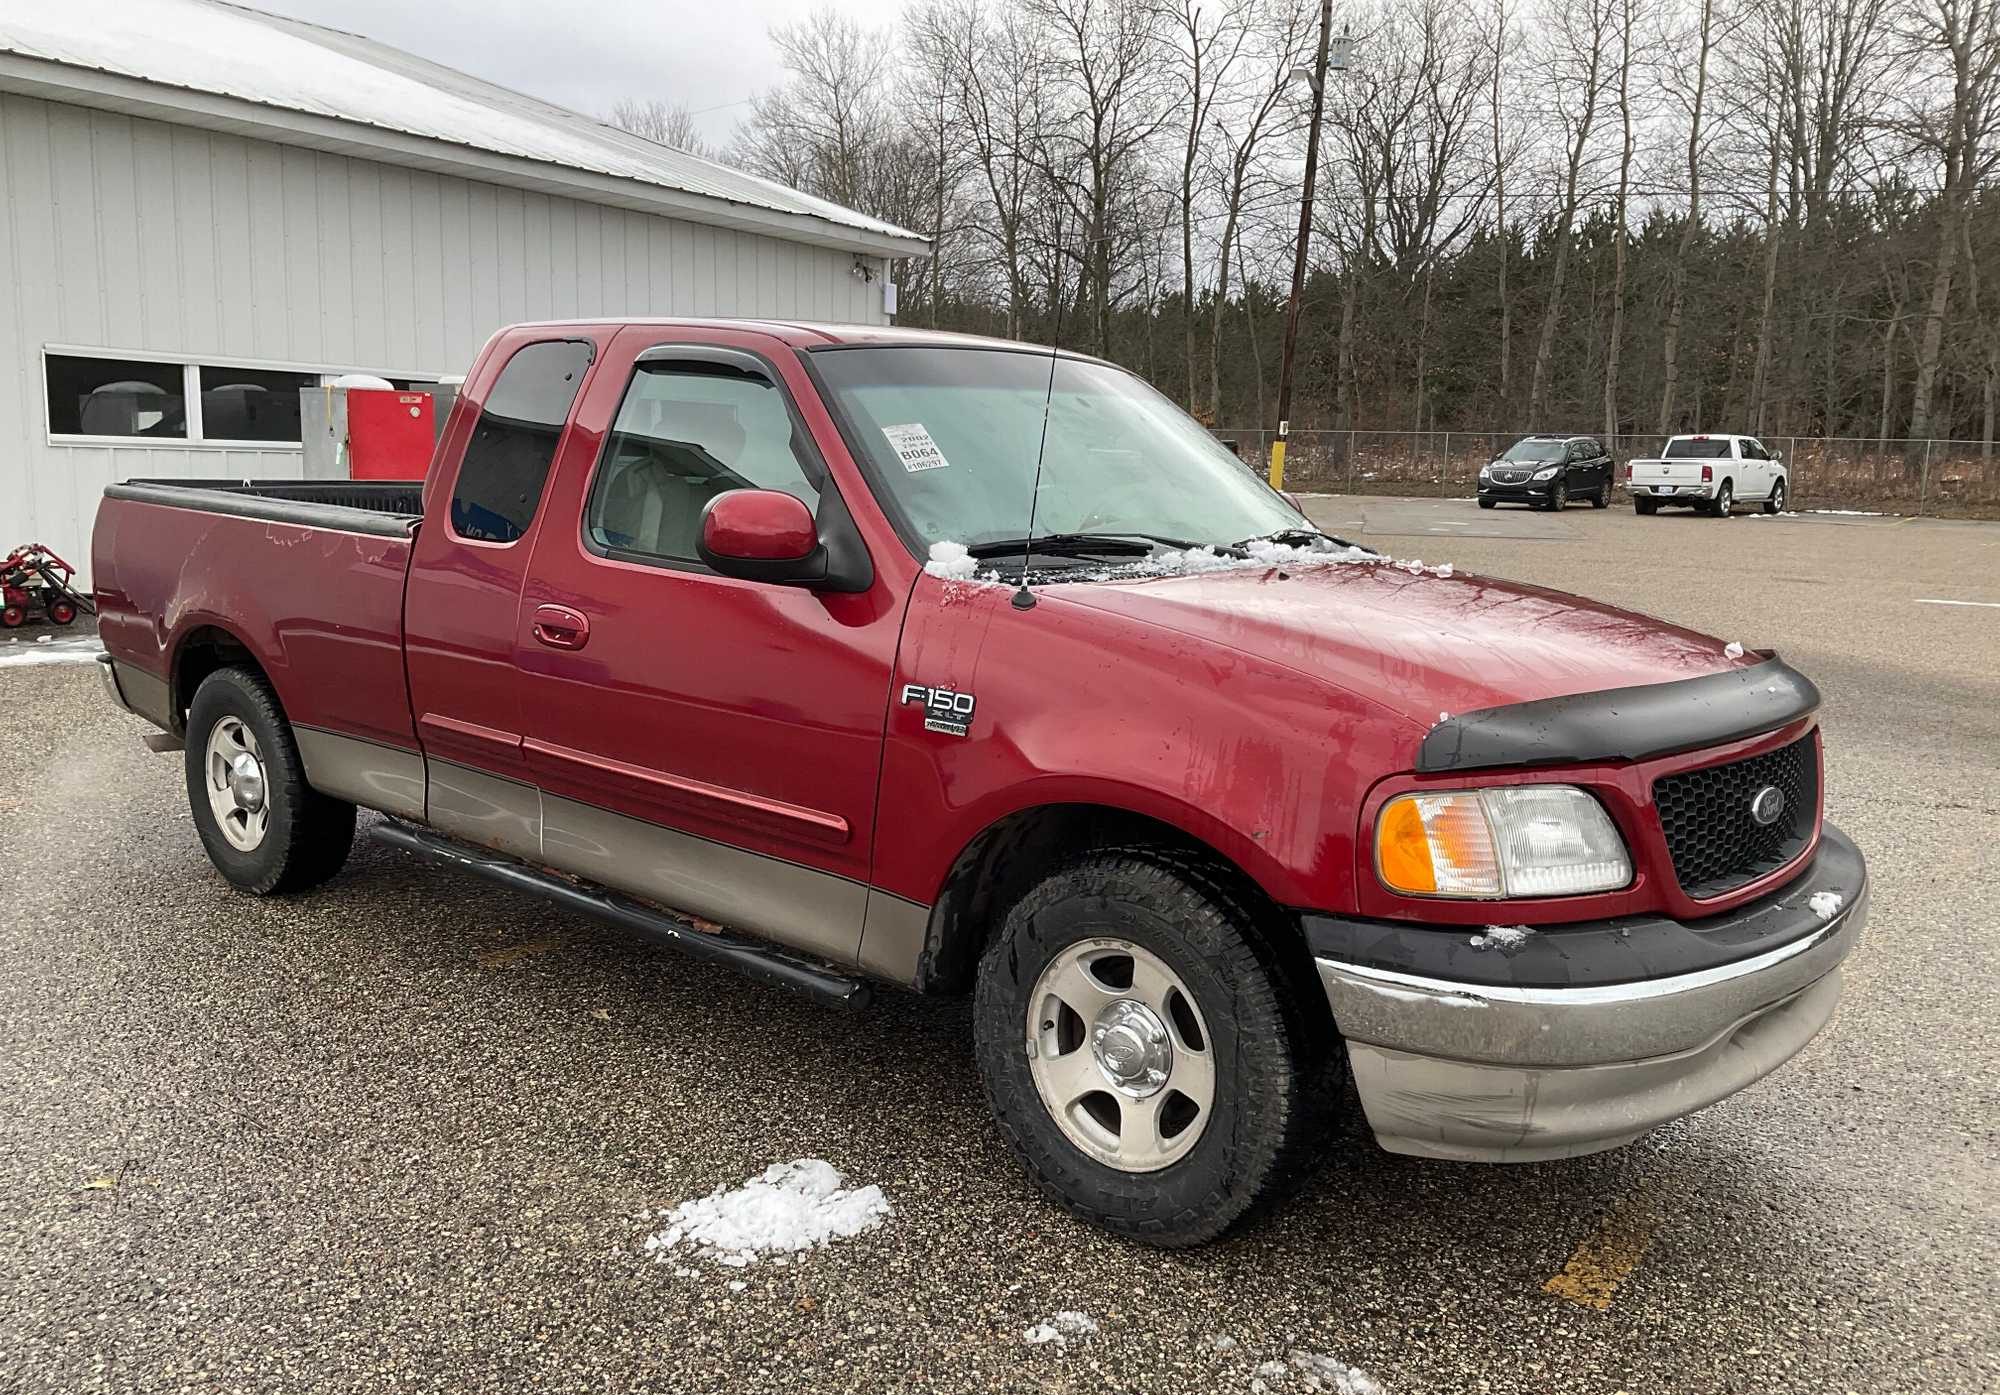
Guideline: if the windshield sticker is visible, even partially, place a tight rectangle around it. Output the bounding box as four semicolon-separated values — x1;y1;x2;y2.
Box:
882;422;951;472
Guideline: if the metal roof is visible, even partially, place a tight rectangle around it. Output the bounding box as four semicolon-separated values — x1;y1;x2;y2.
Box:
0;0;930;258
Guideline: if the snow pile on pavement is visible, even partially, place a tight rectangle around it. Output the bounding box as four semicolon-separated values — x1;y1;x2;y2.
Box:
1023;1311;1098;1345
924;540;981;581
1286;1350;1387;1394
1470;925;1534;952
0;635;104;668
1808;891;1844;921
641;1159;889;1269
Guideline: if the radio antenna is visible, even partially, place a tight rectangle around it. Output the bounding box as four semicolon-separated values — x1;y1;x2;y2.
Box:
1011;206;1065;612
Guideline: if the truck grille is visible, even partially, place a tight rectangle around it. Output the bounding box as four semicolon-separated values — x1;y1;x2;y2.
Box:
1653;733;1818;899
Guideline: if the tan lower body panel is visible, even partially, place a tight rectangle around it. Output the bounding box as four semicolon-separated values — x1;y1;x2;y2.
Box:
418;759;914;976
294;725;426;822
541;792;869;965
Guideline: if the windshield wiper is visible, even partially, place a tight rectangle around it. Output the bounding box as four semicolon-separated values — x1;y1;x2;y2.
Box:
1232;526;1366;551
964;532;1204;560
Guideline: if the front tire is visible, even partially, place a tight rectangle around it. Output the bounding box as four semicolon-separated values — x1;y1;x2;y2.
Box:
1477;498;1497;509
184;667;355;894
1545;480;1568;511
972;850;1338;1247
1764;479;1787;514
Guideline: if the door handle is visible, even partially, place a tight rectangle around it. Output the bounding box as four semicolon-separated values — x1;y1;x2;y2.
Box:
532;604;590;651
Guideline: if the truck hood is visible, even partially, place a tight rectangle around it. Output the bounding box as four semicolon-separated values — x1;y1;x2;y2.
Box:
1048;560;1741;732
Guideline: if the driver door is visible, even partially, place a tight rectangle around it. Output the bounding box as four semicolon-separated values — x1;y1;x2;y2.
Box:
511;327;904;965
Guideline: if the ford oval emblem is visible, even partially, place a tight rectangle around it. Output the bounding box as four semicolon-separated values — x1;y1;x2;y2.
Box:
1749;785;1787;826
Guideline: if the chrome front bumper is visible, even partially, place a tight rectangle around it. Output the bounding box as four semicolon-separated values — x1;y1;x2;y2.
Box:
1310;830;1870;1162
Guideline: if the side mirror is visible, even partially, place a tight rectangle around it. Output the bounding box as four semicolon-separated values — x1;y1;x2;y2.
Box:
697;489;826;585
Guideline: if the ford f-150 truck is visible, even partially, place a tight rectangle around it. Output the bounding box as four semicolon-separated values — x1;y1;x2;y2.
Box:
92;319;1867;1246
1628;434;1789;516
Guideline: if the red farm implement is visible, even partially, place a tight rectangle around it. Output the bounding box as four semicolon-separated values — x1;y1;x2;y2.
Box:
2;544;95;629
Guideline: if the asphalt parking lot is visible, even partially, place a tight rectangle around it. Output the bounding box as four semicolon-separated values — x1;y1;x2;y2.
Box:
2;497;1995;1394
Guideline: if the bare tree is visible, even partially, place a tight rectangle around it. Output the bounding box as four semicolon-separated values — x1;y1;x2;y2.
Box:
1602;0;1636;440
1525;0;1613;424
1657;0;1722;433
1901;0;2000;443
1207;0;1315;419
608;99;714;158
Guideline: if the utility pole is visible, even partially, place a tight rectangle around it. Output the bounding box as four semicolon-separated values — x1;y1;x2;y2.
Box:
1269;0;1334;490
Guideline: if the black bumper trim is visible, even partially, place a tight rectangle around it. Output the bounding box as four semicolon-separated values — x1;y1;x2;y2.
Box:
1416;654;1819;773
1301;823;1865;990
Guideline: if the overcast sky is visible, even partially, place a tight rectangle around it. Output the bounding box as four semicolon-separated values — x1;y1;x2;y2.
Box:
247;0;904;147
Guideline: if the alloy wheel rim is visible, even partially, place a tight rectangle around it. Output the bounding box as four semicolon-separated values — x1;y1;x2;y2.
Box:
1025;937;1215;1172
204;715;270;852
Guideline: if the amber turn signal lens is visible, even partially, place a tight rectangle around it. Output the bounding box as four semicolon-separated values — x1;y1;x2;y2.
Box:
1374;792;1505;897
1376;797;1438;894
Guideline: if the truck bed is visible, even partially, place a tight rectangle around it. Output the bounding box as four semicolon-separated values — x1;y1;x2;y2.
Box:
93;478;421;752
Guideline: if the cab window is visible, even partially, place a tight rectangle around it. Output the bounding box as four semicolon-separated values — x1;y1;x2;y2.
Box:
584;361;820;566
449;340;594;544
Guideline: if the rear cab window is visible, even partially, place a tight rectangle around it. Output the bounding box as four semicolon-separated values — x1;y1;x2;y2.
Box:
449;339;596;544
1664;438;1732;460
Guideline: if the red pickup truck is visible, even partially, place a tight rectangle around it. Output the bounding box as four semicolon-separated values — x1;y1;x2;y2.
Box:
92;319;1868;1245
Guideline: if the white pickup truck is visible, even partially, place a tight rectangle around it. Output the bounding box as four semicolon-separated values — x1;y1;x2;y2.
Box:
1627;435;1788;516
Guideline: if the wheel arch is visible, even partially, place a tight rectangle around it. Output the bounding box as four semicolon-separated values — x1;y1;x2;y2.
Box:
914;801;1302;996
170;623;277;736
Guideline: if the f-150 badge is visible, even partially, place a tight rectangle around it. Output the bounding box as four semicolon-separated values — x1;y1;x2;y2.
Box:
901;683;975;737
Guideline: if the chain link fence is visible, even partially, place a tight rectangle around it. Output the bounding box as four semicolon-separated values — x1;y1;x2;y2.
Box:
1211;429;2000;517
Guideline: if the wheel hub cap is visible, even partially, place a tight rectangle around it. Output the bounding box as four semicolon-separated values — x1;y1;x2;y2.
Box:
1091;999;1172;1098
227;752;266;812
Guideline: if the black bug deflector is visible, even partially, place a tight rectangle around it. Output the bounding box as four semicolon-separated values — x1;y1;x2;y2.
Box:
1416;655;1820;773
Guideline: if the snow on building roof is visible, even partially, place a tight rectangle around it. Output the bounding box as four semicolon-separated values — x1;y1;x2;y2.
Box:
0;0;929;257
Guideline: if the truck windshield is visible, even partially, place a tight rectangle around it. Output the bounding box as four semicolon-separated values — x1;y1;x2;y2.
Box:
1498;440;1567;462
1665;438;1731;458
810;346;1303;557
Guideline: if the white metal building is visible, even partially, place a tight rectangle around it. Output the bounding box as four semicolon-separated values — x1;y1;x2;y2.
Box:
0;0;927;575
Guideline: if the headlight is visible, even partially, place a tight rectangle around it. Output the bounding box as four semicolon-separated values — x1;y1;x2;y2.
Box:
1532;465;1560;480
1375;786;1631;898
1478;465;1491;478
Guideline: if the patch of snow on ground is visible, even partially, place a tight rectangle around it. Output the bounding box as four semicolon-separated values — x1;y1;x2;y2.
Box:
0;635;104;668
924;540;979;581
641;1159;889;1268
1808;891;1844;921
1023;1311;1097;1345
1470;925;1534;952
1288;1350;1387;1394
1723;640;1745;659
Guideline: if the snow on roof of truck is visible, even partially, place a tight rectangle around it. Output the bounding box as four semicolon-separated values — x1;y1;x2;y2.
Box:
0;0;930;259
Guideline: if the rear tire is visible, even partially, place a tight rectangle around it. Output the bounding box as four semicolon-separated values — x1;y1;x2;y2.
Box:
48;600;77;626
1708;481;1733;517
184;667;356;895
972;849;1340;1247
0;605;22;629
1589;487;1608;509
1634;498;1658;515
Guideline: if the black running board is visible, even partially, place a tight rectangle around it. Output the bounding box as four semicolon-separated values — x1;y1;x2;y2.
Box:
370;821;872;1011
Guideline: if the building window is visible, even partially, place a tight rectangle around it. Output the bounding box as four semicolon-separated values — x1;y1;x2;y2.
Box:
199;366;315;444
46;354;187;439
47;350;445;447
449;340;595;544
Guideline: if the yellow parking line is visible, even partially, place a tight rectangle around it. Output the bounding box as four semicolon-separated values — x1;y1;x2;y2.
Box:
1542;1189;1657;1310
